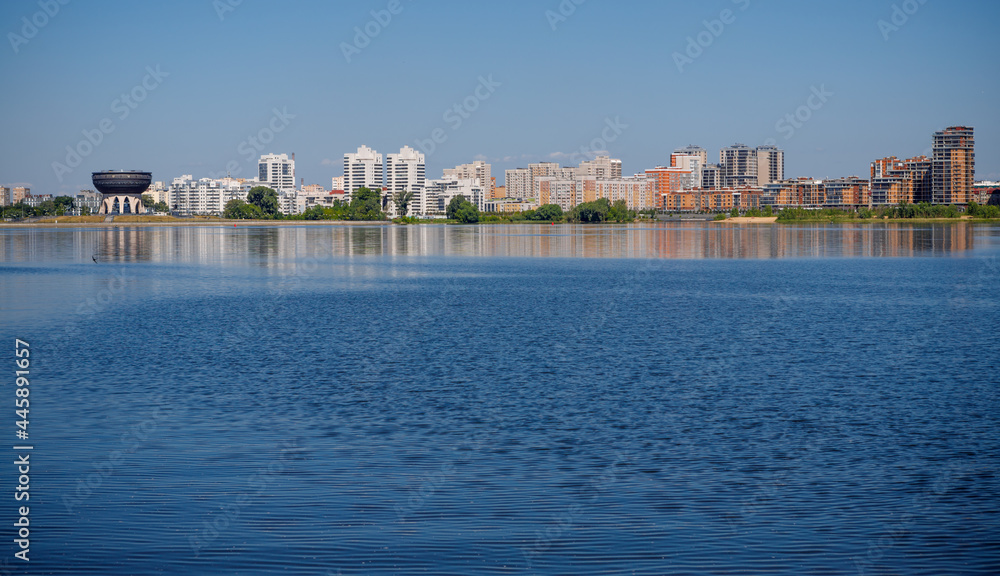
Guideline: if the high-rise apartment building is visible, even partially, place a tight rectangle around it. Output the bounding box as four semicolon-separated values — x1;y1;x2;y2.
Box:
870;156;933;205
12;187;29;204
385;146;426;216
933;126;974;204
670;153;703;190
344;145;383;194
646;167;694;210
576;155;622;180
505;168;531;199
444;161;492;197
0;187;9;206
257;153;296;191
535;177;579;211
755;146;785;186
674;145;708;169
331;176;345;192
702;164;722;189
720;144;758;188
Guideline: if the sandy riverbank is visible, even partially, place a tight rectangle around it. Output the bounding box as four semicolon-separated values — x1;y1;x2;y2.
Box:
718;216;779;224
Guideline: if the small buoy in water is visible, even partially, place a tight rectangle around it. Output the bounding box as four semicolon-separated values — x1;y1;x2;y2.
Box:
234;224;237;227
550;222;554;225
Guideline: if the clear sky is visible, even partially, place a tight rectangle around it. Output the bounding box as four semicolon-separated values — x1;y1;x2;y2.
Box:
1;0;997;195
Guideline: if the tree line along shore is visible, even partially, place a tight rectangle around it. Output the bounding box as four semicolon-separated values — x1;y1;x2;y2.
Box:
5;185;1000;226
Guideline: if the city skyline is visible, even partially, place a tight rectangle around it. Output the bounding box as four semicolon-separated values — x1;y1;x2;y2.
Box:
1;0;998;195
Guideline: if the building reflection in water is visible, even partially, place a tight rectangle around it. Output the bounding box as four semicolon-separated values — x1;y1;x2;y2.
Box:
0;222;983;265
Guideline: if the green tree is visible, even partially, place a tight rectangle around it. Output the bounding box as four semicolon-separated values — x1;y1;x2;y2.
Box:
455;203;480;223
247;186;280;217
38;200;57;216
224;199;263;219
392;189;415;217
568;198;611;223
607;199;636;222
730;207;739;217
141;194;155;212
446;195;468;219
81;206;91;216
532;203;563;221
54;195;74;216
153;201;169;213
348;187;385;221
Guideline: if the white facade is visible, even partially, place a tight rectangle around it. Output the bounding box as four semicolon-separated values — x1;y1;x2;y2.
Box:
425;178;486;214
331;176;345;191
257;153;296;191
74;190;103;215
444;161;492;196
385;145;426;217
669;154;703;190
344;145;383;194
169;175;256;216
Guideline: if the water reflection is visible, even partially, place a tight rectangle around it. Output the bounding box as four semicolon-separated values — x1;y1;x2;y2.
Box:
0;222;987;264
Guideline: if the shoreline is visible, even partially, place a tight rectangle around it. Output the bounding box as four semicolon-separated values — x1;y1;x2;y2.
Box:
1;217;997;229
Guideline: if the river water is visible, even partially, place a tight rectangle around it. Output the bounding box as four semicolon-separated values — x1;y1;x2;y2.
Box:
1;223;998;575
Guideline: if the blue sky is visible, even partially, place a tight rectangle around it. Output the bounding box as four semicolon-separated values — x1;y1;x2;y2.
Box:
1;0;997;195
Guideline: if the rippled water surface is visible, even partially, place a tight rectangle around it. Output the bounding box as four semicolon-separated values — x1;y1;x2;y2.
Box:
1;223;998;575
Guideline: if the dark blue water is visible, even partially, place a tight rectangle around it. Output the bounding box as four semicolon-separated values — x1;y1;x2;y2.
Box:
2;224;998;575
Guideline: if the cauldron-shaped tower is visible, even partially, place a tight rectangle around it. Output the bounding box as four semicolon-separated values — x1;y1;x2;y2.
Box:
92;171;152;215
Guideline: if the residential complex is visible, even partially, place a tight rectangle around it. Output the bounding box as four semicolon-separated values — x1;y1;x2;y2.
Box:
344;145;383;194
258;153;296;191
385;146;426;217
3;126;986;217
933;126;975;205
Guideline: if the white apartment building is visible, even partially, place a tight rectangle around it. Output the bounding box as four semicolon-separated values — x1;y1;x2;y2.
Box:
344;145;383;194
257;153;296;191
385;145;426;217
669;153;703;190
444;161;492;196
74;190;103;215
169;175;256;216
425;177;487;214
